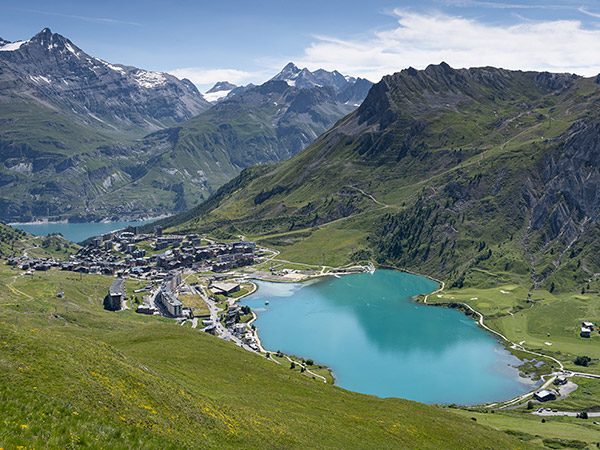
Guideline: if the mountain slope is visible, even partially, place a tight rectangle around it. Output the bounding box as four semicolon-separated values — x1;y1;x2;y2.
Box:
118;67;374;212
0;41;372;222
0;28;213;222
155;63;600;294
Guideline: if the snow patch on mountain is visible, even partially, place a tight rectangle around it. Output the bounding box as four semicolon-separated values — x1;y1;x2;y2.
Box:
0;40;28;52
64;42;80;56
101;60;127;75
204;89;232;103
133;71;167;89
29;75;50;84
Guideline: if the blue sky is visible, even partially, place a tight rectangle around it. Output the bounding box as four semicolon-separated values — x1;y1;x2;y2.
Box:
2;0;600;91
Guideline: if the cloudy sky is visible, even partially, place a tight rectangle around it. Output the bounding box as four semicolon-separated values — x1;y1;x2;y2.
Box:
2;0;600;91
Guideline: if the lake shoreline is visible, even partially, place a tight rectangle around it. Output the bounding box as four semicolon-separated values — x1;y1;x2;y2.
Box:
241;270;535;405
10;218;165;243
8;214;170;226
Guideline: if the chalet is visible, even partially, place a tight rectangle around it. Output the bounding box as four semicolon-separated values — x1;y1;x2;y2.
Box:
581;327;592;338
159;235;185;245
132;249;146;258
233;323;247;336
217;254;236;264
232;240;256;251
34;263;51;271
212;261;232;272
136;297;158;315
119;231;135;240
123;226;138;235
554;376;567;386
533;389;557;402
155;241;169;250
182;307;194;319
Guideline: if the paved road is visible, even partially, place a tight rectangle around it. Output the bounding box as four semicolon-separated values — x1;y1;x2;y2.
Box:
192;285;261;354
532;409;600;417
563;370;600;380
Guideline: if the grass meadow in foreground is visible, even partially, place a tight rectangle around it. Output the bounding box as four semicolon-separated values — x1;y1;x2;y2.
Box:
0;262;533;449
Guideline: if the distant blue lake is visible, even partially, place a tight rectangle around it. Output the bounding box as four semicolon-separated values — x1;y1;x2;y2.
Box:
12;220;156;243
242;270;538;405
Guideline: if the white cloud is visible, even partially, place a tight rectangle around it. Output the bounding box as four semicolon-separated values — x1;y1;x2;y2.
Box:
168;68;260;92
579;6;600;19
24;9;140;26
441;0;569;10
290;10;600;82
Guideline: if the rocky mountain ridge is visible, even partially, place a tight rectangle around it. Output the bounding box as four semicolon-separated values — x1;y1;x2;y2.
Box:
0;28;210;132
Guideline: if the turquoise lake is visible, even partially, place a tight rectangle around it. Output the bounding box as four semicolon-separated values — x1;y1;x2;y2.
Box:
242;270;538;405
12;220;155;243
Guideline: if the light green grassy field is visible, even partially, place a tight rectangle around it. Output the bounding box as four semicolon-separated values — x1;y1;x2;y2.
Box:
449;408;600;449
0;261;537;449
435;284;600;375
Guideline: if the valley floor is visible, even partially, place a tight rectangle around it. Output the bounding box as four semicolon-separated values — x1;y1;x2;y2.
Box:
2;232;600;448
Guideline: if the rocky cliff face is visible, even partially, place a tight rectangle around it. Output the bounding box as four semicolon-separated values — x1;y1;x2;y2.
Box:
528;120;600;242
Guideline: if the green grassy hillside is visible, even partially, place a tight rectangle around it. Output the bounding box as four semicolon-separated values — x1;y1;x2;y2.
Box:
155;66;600;297
0;262;533;449
0;222;79;259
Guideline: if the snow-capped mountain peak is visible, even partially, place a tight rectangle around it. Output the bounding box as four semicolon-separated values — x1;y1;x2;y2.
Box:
204;81;238;103
270;63;361;92
207;81;237;93
0;28;209;129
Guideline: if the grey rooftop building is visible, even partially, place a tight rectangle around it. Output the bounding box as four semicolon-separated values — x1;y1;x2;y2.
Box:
104;278;125;311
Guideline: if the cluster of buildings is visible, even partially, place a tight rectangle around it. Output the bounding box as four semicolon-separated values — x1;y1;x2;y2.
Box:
219;303;259;351
156;240;255;273
104;270;189;318
7;225;256;279
533;376;568;402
